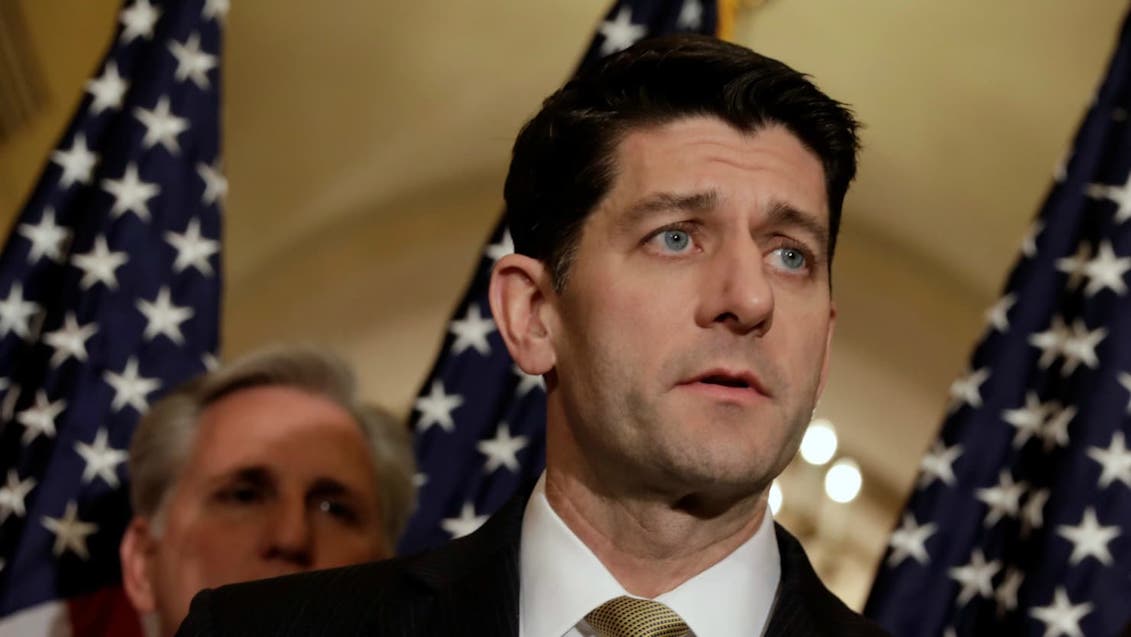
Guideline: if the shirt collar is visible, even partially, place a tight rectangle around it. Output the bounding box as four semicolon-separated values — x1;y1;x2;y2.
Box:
519;473;781;637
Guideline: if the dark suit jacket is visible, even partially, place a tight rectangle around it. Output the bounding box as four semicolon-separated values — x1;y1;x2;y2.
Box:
177;490;890;636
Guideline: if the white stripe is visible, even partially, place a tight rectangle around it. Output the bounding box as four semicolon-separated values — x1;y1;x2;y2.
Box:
0;600;73;637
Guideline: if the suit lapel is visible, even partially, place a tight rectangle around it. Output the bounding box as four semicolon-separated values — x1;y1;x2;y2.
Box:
763;524;830;637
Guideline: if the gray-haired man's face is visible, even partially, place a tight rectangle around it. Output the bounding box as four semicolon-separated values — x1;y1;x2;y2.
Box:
120;385;388;636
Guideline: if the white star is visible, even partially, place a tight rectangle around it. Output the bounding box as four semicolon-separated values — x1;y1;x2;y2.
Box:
1029;587;1092;637
0;283;41;340
948;367;990;412
918;441;962;489
1021;220;1043;257
1021;488;1049;536
0;470;36;522
886;513;935;567
513;365;545;396
440;502;488;539
203;0;229;21
477;422;529;474
1029;315;1069;370
985;294;1016;332
202;352;220;371
449;304;496;356
1055;241;1092;291
1039;403;1075;450
74;428;129;488
995;568;1024;615
414;380;463;433
51;133;99;188
598;7;647;55
17;208;71;263
677;0;703;29
101;162;160;221
43;312;98;367
168;33;217;89
1081;240;1131;296
41;501;98;561
136;287;194;344
412;473;429;488
1057;507;1120;566
948;549;1000;607
71;236;128;290
1086;170;1131;224
1087;431;1131;489
485;229;514;263
196;161;228;205
975;471;1026;527
134;96;190;154
1002;391;1049;448
86;62;129;114
1060;319;1105;376
103;357;161;413
16;390;66;445
165;218;219;275
119;0;161;44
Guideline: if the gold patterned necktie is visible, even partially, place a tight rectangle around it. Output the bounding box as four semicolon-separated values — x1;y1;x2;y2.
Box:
584;596;690;637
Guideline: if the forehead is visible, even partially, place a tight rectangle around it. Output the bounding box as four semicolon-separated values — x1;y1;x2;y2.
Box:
181;385;374;480
604;116;828;219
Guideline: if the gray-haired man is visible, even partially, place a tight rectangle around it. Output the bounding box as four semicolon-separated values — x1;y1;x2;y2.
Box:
119;346;416;637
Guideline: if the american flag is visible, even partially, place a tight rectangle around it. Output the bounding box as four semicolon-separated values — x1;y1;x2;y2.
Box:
0;0;225;634
865;9;1131;637
399;0;729;554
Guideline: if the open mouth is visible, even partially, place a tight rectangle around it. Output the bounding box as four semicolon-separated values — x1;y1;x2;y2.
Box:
683;369;768;398
699;374;752;389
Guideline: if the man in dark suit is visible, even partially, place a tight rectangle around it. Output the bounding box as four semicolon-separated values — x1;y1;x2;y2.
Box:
178;34;888;636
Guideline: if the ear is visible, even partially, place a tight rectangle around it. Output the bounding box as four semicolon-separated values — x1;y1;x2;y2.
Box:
489;253;557;375
119;516;158;614
815;301;837;399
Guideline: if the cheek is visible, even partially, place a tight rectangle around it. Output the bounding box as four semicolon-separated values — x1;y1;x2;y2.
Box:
311;527;386;567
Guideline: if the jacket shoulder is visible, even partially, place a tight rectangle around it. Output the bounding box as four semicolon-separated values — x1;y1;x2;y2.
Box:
176;489;527;637
177;557;431;636
768;524;892;637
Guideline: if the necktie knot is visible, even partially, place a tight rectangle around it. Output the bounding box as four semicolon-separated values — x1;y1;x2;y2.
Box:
585;596;689;637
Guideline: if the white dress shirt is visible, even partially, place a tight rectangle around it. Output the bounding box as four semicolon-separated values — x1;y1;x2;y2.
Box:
519;474;781;637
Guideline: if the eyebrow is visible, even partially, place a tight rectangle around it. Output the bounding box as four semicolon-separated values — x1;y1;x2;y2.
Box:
307;478;355;500
213;467;362;501
620;190;720;227
226;466;272;486
765;200;829;253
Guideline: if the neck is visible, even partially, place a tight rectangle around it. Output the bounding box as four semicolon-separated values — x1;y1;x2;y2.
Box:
544;465;766;598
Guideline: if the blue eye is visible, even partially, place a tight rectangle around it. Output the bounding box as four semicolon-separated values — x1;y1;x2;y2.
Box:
662;230;691;252
774;247;807;270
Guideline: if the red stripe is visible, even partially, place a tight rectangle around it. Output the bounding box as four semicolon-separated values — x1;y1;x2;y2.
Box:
66;586;144;637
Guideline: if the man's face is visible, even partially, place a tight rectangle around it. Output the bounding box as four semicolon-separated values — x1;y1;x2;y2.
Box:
546;116;836;502
121;385;387;635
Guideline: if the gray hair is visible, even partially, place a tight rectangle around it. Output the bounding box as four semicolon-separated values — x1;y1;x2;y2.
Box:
127;345;417;551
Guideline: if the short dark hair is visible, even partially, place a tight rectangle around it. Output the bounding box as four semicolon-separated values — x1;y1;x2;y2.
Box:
504;34;860;290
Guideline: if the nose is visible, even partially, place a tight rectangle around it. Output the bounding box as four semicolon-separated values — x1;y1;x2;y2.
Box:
696;239;774;335
261;498;314;569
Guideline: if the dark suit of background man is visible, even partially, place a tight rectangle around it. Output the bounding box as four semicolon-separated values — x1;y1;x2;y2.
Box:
177;34;890;637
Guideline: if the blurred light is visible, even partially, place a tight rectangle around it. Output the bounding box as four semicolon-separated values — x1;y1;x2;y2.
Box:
768;481;783;515
824;458;862;503
800;418;838;465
